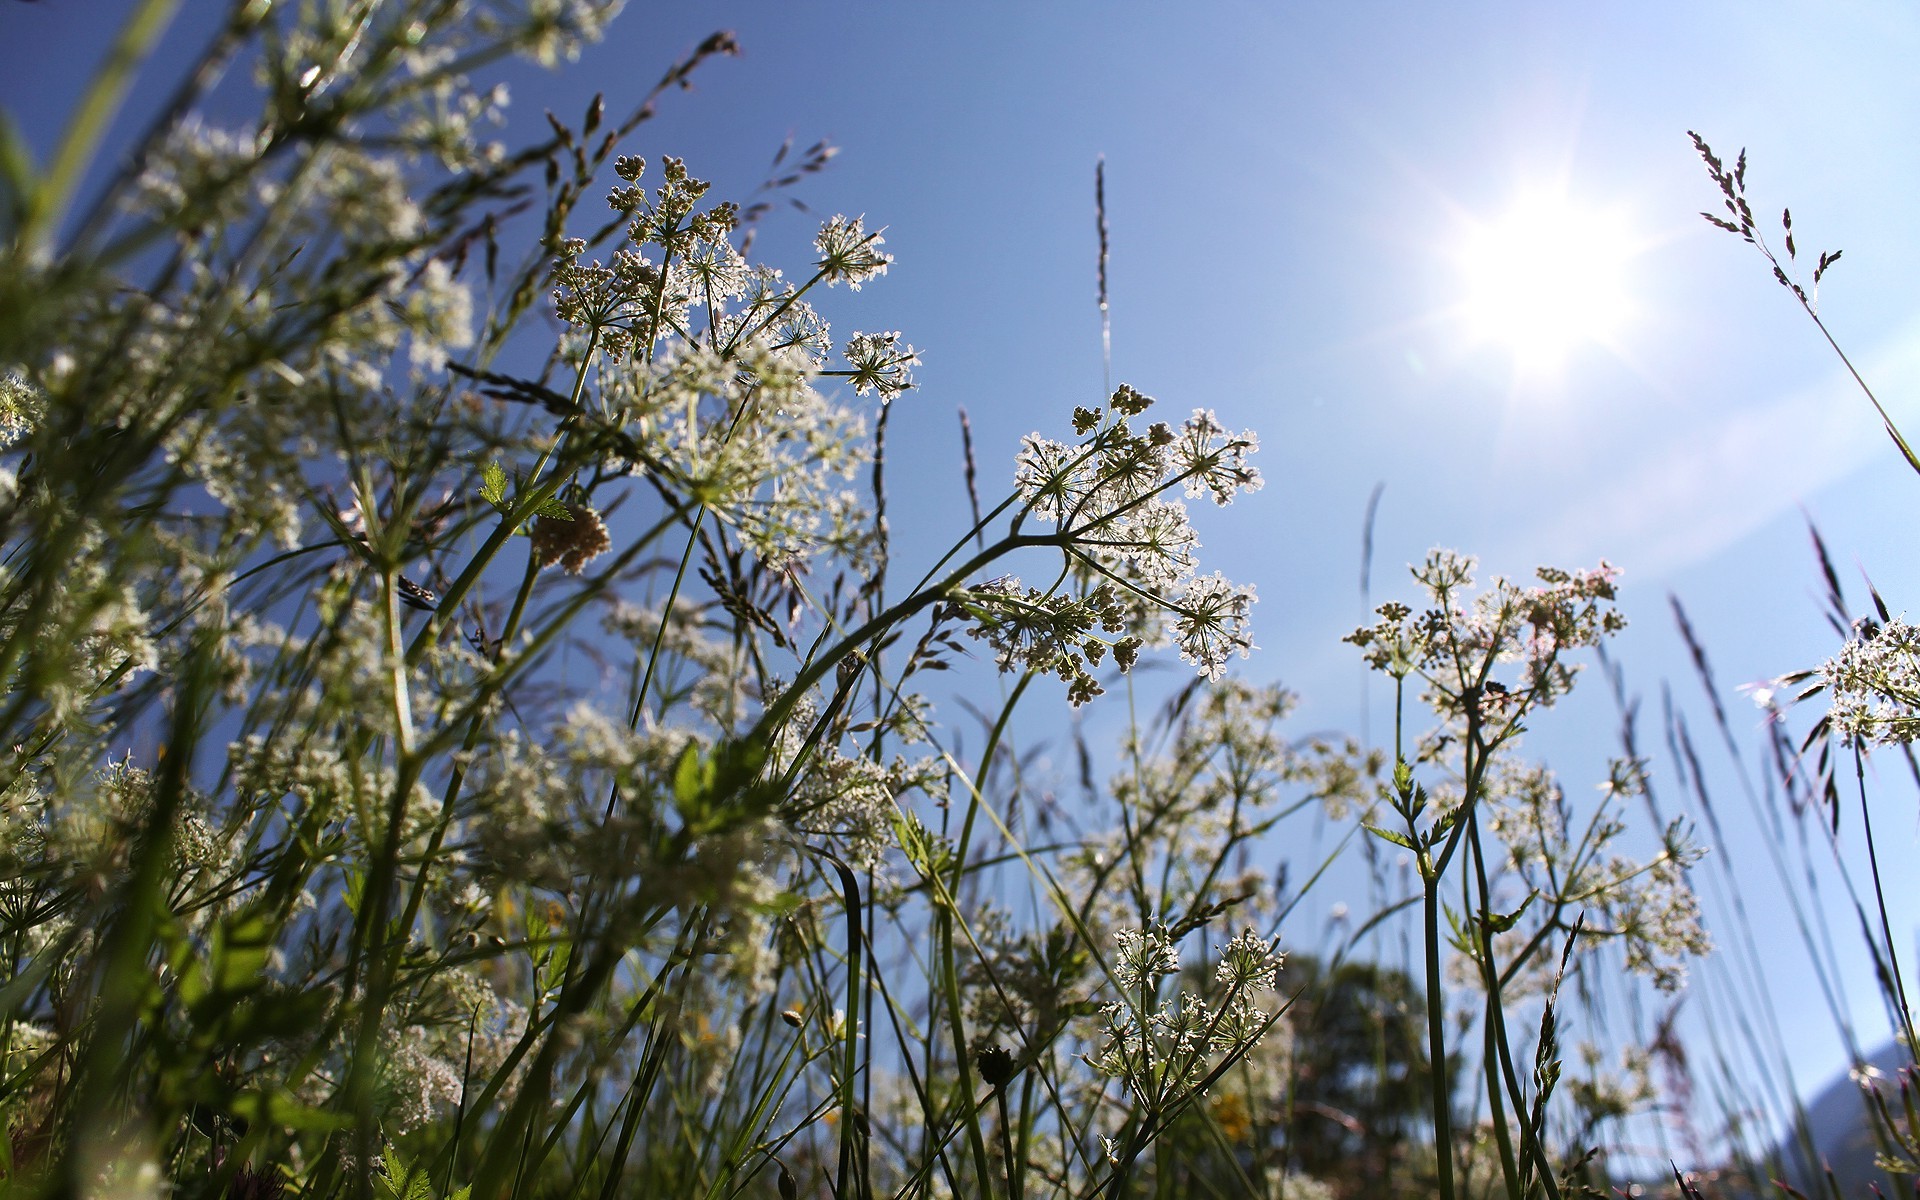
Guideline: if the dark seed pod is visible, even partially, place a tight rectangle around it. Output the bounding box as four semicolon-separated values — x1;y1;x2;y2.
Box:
976;1044;1016;1089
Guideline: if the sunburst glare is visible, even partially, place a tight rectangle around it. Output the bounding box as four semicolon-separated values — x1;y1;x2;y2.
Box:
1456;189;1636;376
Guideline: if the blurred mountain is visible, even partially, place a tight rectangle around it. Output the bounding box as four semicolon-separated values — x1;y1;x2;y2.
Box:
1779;1039;1910;1199
1647;1040;1913;1199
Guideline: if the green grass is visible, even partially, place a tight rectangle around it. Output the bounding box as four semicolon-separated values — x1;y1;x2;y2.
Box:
0;6;1912;1200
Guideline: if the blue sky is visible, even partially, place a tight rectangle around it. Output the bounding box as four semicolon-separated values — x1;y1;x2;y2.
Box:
10;0;1920;1154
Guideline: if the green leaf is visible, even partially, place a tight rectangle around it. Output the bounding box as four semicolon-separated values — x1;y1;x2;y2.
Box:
0;111;37;242
1482;891;1537;934
223;986;334;1042
1362;823;1417;852
892;811;953;878
212;909;274;994
374;1149;436;1200
1392;757;1413;796
531;492;572;520
229;1088;351;1134
672;741;710;815
480;460;508;510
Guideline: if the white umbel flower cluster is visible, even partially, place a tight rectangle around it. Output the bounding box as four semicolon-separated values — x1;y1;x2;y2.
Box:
1090;924;1283;1107
1819;616;1920;746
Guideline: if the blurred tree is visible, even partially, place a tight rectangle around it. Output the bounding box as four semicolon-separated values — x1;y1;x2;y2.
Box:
1153;950;1446;1199
1279;952;1440;1197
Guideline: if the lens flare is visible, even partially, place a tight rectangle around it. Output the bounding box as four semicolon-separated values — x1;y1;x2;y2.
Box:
1458;190;1634;374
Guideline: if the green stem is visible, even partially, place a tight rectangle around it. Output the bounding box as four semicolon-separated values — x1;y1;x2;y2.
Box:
409;327;600;666
627;504;706;734
995;1085;1020;1200
23;0;184;258
938;890;999;1199
747;532;1064;749
1423;870;1458;1200
932;673;1033;1200
1471;830;1524;1200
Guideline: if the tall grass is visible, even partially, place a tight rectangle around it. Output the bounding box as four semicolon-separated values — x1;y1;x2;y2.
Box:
2;5;1888;1199
1634;135;1920;1200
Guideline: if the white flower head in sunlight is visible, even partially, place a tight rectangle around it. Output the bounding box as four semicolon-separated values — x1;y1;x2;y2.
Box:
1457;187;1636;374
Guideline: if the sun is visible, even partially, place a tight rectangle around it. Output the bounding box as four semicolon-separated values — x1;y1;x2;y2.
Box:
1456;189;1635;375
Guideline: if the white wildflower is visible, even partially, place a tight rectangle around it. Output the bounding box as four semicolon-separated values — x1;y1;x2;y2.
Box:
1112;926;1180;991
1172;572;1257;682
841;330;917;400
401;259;474;370
814;214;892;289
1820;616;1920;746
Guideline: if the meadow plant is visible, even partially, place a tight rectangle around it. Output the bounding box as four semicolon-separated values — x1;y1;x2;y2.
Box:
0;3;1280;1196
1686;132;1920;1196
0;4;1718;1198
1347;551;1708;1199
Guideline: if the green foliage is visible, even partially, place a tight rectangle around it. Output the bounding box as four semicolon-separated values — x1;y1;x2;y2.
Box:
479;459;571;524
0;3;1763;1199
375;1148;471;1200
